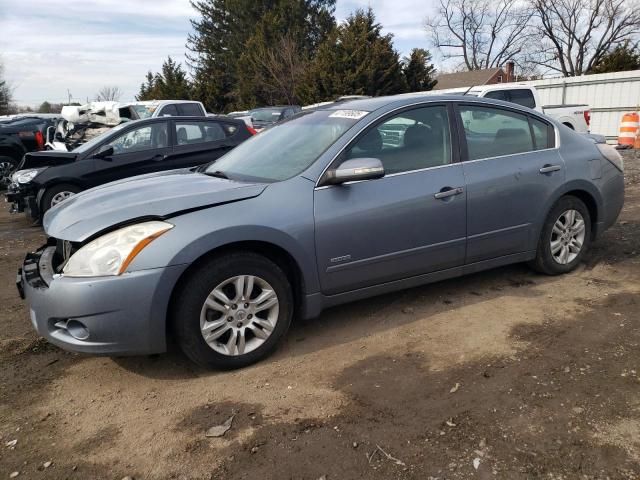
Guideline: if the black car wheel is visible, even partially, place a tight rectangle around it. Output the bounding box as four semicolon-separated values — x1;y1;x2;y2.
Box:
171;252;294;369
529;195;591;275
0;156;17;185
41;184;82;214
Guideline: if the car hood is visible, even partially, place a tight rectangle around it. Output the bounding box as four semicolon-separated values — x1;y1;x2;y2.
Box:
43;170;268;241
20;151;79;169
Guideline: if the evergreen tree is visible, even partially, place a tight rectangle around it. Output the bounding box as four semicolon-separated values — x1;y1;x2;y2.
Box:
311;8;408;101
136;57;191;101
187;0;335;111
591;41;640;74
402;48;437;92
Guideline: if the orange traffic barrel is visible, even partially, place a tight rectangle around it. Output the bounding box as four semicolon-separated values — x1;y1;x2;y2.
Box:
619;112;639;147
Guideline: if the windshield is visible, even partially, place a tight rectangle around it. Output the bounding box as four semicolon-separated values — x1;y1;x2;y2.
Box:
250;108;283;123
72;122;128;154
206;110;363;182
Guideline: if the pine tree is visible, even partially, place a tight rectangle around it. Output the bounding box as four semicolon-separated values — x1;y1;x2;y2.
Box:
136;57;191;101
591;41;640;74
311;8;408;101
402;48;437;92
187;0;335;112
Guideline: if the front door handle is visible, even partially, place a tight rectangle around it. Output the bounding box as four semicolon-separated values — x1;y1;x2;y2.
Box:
152;154;167;162
434;186;464;199
539;164;561;174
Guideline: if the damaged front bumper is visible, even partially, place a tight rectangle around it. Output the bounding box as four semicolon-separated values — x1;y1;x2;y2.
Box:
5;182;39;219
18;243;183;356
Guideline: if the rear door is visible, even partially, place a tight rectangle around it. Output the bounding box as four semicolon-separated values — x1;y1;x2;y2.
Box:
167;119;239;169
87;120;170;185
456;102;564;264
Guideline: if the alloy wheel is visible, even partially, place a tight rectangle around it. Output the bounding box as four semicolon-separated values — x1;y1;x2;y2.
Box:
199;275;279;356
50;191;75;207
550;209;586;265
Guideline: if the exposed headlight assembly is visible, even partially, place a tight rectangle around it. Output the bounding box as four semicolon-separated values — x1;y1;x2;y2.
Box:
13;168;47;184
63;221;173;277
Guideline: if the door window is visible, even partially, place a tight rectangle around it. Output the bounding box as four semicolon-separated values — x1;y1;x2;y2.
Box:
175;121;226;145
109;122;168;154
530;116;553;149
459;105;534;160
345;105;452;175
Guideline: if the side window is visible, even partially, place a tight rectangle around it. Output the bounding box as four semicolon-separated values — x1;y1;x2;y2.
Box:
507;89;536;109
459;105;533;160
110;122;168;154
530;117;553;149
484;90;508;102
159;104;178;116
175;121;226;145
177;103;204;116
345;105;451;175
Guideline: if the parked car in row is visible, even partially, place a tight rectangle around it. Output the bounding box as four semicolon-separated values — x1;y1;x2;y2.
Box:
0;115;61;183
421;84;591;132
6;115;253;221
248;105;301;130
17;95;624;369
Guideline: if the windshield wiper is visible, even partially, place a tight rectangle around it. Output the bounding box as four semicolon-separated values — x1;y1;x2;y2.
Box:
206;170;229;179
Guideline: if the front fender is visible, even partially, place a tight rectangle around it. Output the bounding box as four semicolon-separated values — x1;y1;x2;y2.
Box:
127;180;321;296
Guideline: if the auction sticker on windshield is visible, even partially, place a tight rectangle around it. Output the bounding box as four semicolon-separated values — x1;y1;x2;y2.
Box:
329;110;369;120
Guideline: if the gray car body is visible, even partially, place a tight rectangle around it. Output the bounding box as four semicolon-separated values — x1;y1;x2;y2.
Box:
24;94;624;355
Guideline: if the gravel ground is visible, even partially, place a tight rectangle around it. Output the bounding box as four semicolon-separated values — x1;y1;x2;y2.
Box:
1;151;639;480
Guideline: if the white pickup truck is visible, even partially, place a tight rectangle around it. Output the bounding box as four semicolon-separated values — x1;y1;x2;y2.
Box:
423;84;590;133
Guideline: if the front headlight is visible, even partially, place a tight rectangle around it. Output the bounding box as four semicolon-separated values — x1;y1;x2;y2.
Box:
13;168;47;184
62;221;174;277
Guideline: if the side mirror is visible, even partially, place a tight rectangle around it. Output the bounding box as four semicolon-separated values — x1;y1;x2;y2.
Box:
323;158;385;185
95;144;114;160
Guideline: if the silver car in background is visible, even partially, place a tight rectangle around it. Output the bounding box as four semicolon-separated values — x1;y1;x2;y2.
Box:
18;95;624;369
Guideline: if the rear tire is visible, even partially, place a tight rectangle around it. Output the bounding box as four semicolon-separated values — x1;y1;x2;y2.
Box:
529;195;591;275
41;183;82;214
171;252;293;369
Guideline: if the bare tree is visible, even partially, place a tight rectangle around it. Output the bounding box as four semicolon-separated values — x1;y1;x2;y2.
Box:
425;0;533;70
245;35;308;105
530;0;640;76
94;85;123;102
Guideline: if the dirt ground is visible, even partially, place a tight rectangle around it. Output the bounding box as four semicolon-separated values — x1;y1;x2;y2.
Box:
1;152;639;480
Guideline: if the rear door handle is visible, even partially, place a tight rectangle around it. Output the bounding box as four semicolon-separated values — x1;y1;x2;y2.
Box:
152;154;167;162
434;186;464;199
539;164;561;174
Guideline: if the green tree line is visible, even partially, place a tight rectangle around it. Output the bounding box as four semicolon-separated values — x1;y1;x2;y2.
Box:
137;4;438;112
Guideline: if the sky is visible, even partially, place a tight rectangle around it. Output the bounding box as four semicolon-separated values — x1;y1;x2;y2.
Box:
0;0;433;107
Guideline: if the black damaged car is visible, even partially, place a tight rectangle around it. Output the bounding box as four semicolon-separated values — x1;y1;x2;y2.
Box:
6;116;253;222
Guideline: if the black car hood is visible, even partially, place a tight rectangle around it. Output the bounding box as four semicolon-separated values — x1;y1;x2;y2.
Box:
20;151;79;169
43;170;267;241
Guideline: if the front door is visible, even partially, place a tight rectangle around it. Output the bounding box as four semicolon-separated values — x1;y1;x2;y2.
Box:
456;103;565;263
314;104;467;295
88;120;170;186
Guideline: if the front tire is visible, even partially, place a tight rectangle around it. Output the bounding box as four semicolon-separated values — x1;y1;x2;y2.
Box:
529;195;591;275
41;183;82;214
171;252;294;369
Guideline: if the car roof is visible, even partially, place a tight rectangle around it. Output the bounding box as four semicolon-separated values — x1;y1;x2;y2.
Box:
323;93;540;116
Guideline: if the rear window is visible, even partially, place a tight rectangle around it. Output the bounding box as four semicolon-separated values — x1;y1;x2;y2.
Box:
508;89;536;109
177;103;204;116
159;104;179;116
